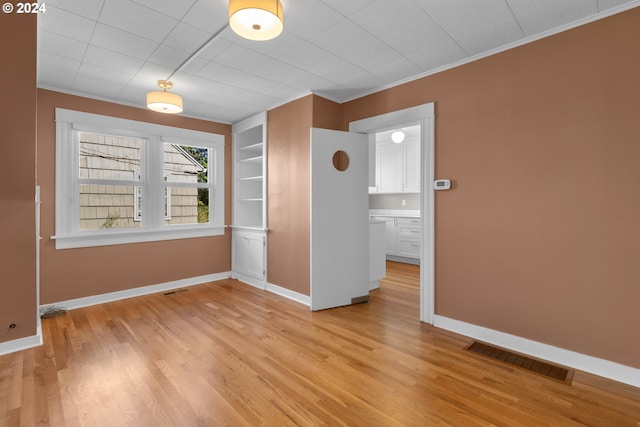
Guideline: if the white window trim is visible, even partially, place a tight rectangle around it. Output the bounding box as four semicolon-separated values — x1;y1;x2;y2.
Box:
54;108;225;249
135;174;170;221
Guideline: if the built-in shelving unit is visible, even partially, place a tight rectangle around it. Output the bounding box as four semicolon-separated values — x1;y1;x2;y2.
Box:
231;112;267;288
234;121;266;228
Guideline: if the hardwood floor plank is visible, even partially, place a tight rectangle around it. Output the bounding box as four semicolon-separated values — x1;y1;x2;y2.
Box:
1;261;639;426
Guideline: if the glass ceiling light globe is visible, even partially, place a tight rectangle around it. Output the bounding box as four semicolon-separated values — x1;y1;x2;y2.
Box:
391;130;405;143
229;0;284;41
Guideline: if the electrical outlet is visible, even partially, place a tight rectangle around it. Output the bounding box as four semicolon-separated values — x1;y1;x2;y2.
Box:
402;199;406;206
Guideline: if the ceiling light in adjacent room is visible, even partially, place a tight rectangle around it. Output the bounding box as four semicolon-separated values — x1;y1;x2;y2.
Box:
391;130;405;143
146;80;183;114
229;0;284;41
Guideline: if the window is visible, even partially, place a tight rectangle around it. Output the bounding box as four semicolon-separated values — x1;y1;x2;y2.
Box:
55;109;225;249
135;174;170;221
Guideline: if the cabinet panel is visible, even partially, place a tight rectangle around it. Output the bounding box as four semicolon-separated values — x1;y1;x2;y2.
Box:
370;216;397;255
372;139;420;194
396;217;420;238
397;238;421;258
376;143;403;193
370;215;421;260
404;139;421;193
232;229;266;281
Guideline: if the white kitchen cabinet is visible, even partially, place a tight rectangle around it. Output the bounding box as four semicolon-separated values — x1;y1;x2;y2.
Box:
371;216;397;255
404;139;421;193
396;217;421;258
376;142;403;193
369;220;386;290
232;112;267;288
371;138;420;194
370;214;420;262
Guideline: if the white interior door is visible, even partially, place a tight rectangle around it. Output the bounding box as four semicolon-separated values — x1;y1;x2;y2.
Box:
310;128;369;311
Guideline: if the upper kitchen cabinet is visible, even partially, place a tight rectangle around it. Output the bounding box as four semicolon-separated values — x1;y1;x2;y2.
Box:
370;126;421;194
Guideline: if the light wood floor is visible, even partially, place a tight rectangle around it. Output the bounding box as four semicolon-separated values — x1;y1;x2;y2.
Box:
1;262;639;426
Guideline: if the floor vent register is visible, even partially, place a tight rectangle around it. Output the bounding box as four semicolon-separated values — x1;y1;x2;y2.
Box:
465;341;574;384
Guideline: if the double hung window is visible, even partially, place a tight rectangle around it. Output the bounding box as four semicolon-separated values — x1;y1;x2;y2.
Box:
55;109;225;249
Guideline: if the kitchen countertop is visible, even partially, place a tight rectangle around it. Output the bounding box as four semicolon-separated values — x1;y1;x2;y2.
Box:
369;209;420;218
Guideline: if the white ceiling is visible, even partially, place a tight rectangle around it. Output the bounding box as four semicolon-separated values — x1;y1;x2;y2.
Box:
37;0;640;124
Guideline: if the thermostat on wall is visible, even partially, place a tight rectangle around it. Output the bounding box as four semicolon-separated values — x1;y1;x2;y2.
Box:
434;179;451;190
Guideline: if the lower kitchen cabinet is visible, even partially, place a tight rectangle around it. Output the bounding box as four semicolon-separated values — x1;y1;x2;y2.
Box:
370;215;420;262
396;217;421;258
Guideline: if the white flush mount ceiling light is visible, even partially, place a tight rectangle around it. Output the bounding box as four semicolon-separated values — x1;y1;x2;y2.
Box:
391;130;405;143
146;80;183;114
229;0;284;41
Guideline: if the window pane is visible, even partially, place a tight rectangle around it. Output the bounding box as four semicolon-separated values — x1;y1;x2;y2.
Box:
165;187;209;225
80;184;141;230
164;144;208;183
79;132;142;180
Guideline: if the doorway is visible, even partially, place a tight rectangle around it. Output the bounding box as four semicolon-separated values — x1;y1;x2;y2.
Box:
349;103;435;324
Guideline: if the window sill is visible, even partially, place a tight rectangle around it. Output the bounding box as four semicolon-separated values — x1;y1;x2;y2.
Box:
52;226;226;249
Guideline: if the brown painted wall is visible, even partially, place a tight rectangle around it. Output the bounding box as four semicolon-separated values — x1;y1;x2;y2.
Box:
0;14;38;343
266;95;342;296
312;95;342;130
37;89;232;304
267;96;313;295
342;9;640;368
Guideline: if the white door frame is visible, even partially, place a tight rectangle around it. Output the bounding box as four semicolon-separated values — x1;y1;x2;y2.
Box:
349;103;435;324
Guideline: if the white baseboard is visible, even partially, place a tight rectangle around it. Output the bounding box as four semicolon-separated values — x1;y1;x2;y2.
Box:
40;272;232;313
0;331;43;357
434;315;640;388
228;274;310;307
265;282;310;307
230;272;266;290
0;312;43;357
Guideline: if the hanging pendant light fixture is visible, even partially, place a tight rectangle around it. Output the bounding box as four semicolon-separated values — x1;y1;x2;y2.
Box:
229;0;284;41
146;80;183;114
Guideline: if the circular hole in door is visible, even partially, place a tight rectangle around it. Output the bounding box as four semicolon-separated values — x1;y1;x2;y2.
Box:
332;150;350;172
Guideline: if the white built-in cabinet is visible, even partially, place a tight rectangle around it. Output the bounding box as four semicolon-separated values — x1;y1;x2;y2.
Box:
370;138;420;193
396;217;421;259
370;215;420;261
231;112;267;287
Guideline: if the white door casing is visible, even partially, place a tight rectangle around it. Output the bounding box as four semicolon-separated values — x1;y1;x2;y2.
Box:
349;103;435;324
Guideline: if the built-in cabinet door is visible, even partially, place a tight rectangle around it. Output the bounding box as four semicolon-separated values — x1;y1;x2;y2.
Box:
371;216;397;255
245;232;265;280
383;217;397;255
374;140;420;193
397;238;421;258
376;142;403;193
396;217;421;258
371;216;421;259
404;139;421;193
232;229;266;283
